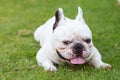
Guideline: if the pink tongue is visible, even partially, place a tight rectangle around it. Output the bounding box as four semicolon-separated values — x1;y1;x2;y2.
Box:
70;57;85;64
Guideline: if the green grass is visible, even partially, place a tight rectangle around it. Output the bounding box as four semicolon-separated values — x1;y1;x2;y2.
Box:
0;0;120;80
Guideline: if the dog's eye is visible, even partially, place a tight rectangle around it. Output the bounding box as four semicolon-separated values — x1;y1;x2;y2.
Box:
62;41;71;45
84;39;91;43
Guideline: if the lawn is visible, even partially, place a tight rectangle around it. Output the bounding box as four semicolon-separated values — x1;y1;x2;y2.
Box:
0;0;120;80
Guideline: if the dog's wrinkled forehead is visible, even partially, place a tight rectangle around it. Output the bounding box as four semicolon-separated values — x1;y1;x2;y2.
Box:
53;7;92;40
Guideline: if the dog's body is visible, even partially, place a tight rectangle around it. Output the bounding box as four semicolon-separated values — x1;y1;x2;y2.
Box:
34;7;111;72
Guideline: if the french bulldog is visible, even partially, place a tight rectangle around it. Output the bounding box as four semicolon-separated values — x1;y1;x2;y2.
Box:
34;7;111;72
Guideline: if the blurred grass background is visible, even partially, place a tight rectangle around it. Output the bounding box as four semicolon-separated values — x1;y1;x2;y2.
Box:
0;0;120;80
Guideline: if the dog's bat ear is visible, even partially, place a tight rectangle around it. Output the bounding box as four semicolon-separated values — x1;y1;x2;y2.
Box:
53;8;65;30
75;7;85;22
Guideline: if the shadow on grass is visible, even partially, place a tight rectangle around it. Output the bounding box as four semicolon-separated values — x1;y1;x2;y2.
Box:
56;63;94;72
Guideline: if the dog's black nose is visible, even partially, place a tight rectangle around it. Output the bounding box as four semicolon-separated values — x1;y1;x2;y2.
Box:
72;43;84;56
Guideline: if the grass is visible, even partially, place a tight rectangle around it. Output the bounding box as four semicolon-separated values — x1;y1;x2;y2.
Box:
0;0;120;80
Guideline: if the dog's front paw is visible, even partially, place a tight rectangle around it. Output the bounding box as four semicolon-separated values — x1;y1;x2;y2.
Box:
98;63;112;70
43;62;57;72
44;65;57;72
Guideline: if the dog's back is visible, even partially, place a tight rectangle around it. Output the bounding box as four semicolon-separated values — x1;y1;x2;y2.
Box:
34;17;55;46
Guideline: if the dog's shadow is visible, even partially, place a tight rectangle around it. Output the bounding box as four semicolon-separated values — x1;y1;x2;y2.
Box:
56;63;93;72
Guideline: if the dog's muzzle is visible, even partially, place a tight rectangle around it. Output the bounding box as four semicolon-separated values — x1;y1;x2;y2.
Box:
72;43;85;57
56;49;87;65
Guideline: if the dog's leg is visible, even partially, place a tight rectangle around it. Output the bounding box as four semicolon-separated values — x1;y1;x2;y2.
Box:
42;59;57;72
36;49;57;72
89;47;111;69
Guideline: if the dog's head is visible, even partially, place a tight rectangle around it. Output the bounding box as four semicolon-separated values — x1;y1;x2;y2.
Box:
53;7;93;64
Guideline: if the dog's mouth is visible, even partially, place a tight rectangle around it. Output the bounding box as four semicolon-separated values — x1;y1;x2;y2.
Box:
56;50;87;64
70;57;85;64
69;51;87;64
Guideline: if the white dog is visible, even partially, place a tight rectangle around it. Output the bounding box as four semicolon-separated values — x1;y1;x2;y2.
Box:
34;7;111;72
